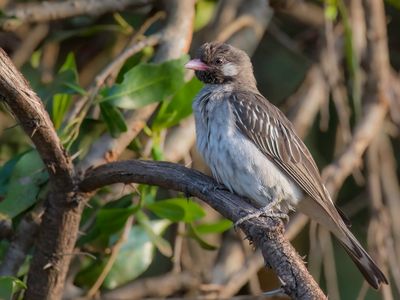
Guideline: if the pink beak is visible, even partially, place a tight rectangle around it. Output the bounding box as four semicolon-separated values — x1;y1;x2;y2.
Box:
185;59;209;71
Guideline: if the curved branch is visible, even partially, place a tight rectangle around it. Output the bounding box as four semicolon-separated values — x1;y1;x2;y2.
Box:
0;49;74;188
2;0;152;27
0;49;78;300
80;160;327;299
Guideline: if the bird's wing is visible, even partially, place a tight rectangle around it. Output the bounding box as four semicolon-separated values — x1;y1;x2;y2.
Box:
229;90;336;211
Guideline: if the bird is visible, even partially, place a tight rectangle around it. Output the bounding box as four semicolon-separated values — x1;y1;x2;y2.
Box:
185;42;388;289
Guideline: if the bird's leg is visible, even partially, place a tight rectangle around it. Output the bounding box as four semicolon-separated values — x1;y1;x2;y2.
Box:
234;196;288;227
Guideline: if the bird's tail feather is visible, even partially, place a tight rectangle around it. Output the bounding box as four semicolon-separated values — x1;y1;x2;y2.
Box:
339;229;388;289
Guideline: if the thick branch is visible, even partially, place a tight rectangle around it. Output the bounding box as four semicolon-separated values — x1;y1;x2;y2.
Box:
0;49;74;189
0;49;80;300
80;160;327;299
3;0;152;25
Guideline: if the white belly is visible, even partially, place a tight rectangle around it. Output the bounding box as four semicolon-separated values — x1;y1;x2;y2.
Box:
193;89;303;210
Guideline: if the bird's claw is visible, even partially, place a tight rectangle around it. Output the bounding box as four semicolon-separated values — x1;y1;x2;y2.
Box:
234;198;289;228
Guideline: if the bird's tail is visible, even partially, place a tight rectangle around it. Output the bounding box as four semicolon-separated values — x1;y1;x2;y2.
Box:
338;228;388;289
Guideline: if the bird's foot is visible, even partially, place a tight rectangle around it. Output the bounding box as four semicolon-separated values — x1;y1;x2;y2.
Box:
234;198;288;228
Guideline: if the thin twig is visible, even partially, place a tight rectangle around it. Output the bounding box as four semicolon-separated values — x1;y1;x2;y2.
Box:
102;271;200;300
216;15;264;43
11;23;49;68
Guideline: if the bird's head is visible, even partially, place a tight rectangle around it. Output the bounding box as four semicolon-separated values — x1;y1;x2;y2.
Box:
185;42;255;86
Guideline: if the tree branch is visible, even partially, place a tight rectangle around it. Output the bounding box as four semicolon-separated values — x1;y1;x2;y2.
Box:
0;49;74;188
79;160;327;299
2;0;152;29
0;48;80;300
102;271;200;300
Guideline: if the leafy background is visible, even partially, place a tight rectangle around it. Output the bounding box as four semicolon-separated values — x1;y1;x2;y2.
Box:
0;0;400;299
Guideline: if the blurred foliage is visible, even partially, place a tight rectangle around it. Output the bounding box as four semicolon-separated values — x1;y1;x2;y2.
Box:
0;276;26;300
0;0;399;299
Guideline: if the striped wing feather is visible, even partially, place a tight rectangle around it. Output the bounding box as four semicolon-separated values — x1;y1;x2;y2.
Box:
229;91;331;207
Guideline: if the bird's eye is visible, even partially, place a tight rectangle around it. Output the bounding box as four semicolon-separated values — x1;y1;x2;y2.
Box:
214;57;224;65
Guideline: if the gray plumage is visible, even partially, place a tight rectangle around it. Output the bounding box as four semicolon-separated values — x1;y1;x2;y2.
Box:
186;42;388;289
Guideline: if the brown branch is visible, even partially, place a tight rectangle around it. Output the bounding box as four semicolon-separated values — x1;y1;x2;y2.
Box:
286;98;388;242
11;23;49;68
285;65;328;139
217;251;264;298
286;0;393;244
0;49;81;300
2;0;153;29
274;1;324;28
102;271;200;300
0;49;73;187
79;160;327;299
0;3;196;298
322;102;387;193
163;117;196;163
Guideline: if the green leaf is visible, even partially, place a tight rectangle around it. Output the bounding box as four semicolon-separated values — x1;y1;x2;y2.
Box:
79;205;138;245
104;220;170;289
100;102;128;137
136;211;172;257
336;0;361;120
30;50;41;69
152;78;202;130
97;207;138;235
100;56;187;109
187;224;218;250
147;198;205;223
46;53;83;125
38;52;82;104
151;143;164;161
55;52;80;95
140;184;158;206
386;0;400;10
0;276;27;300
67;118;105;160
76;220;170;289
52;93;72;129
194;0;216;31
0;153;25;196
0;151;48;220
324;0;338;20
195;219;232;234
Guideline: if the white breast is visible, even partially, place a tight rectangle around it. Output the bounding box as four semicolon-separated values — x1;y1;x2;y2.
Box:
192;86;303;210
